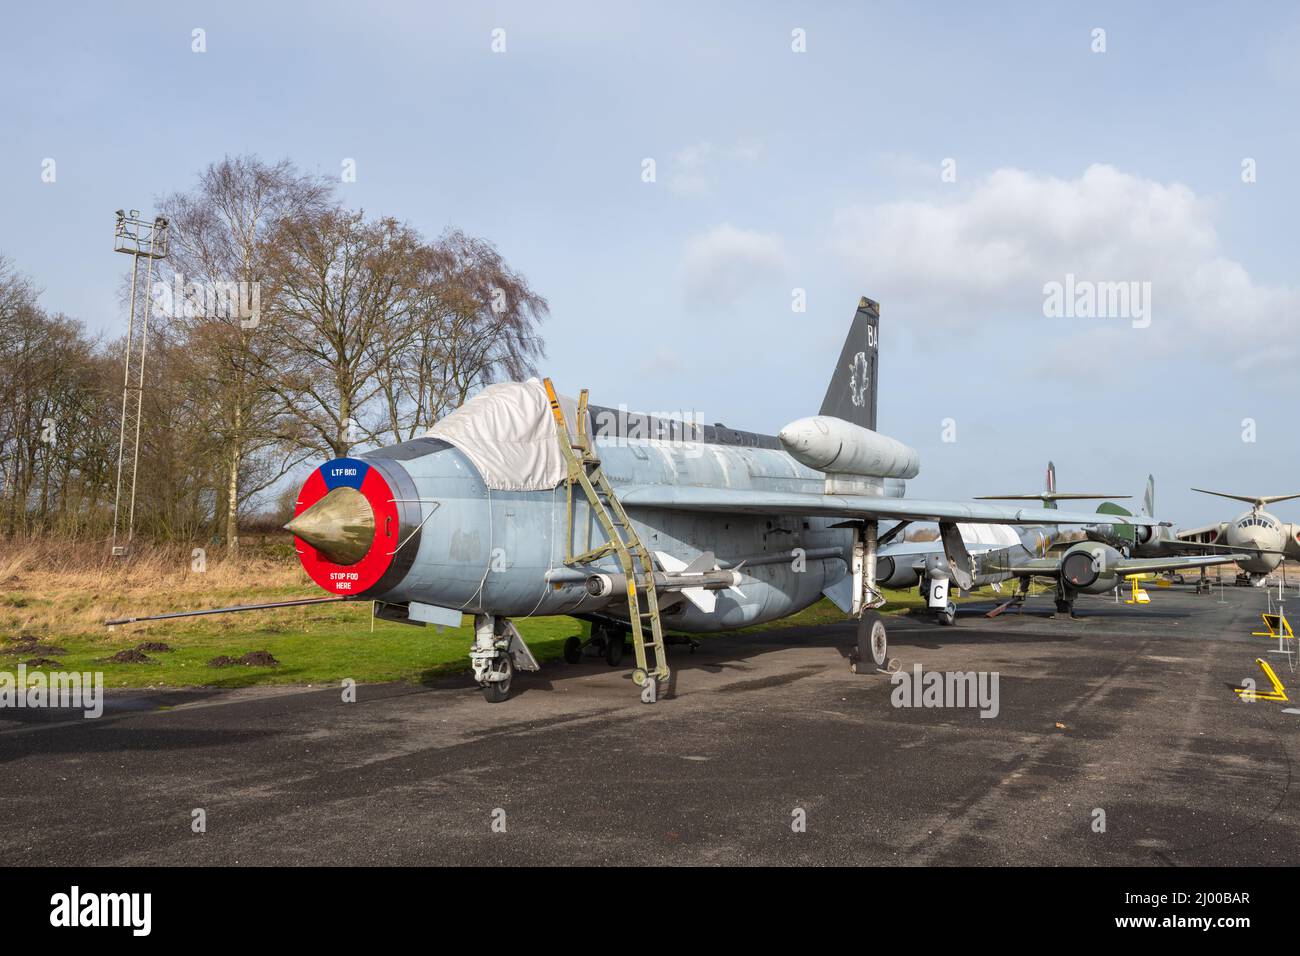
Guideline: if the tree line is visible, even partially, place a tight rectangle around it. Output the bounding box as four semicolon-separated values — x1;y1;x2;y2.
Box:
0;156;547;550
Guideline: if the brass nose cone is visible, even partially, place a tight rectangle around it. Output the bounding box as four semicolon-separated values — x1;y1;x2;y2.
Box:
285;486;375;565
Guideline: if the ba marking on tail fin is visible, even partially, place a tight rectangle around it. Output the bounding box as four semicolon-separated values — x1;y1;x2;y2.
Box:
819;296;880;432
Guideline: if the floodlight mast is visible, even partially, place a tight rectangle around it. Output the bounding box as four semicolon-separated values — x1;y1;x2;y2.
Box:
110;210;169;557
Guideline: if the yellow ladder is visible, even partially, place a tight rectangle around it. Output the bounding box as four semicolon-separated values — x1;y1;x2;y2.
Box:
543;379;670;691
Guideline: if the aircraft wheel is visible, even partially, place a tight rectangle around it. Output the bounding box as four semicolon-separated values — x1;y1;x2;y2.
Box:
481;658;513;704
936;602;957;626
605;631;626;667
857;612;888;670
1054;598;1074;616
563;635;583;664
483;658;512;702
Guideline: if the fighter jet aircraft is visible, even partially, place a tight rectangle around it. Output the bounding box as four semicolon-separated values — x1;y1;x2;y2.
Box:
113;297;1160;703
879;465;1241;623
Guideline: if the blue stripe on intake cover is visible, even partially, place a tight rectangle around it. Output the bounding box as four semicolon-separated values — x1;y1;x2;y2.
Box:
321;457;370;490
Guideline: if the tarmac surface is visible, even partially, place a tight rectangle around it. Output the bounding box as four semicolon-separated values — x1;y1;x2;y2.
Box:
3;583;1299;865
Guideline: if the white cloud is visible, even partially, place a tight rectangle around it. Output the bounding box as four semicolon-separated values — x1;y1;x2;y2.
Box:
830;164;1300;359
667;140;763;198
679;223;786;309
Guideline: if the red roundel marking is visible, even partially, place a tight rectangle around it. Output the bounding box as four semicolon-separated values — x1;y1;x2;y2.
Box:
293;461;399;596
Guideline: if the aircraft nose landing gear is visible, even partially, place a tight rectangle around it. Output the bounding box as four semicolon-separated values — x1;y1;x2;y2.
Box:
470;614;540;703
479;656;513;703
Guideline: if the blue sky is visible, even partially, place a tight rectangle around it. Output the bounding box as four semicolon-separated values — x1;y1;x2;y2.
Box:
3;1;1298;526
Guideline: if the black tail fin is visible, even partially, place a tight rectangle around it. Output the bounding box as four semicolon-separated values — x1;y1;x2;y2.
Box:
819;296;879;431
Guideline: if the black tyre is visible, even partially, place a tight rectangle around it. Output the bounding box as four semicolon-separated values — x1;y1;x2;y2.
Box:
605;631;625;667
481;658;512;703
563;635;582;664
936;601;957;626
857;612;888;669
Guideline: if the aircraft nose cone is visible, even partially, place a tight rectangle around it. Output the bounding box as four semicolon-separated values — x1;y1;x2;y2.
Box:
284;486;375;565
1239;528;1269;550
777;425;803;450
778;418;822;454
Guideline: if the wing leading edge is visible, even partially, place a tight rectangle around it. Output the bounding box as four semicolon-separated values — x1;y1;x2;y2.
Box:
1003;554;1244;579
617;485;1158;527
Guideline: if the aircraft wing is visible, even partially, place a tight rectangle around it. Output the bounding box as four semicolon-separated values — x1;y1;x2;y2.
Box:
616;485;1156;527
1003;554;1243;579
1163;538;1285;557
1109;555;1245;577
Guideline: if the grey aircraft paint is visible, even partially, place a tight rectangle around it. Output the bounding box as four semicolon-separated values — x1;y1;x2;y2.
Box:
271;297;1167;700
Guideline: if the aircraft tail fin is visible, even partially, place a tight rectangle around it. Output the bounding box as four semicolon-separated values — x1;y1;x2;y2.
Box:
819;296;879;431
1096;500;1137;543
977;461;1130;509
1191;489;1300;509
1144;475;1155;516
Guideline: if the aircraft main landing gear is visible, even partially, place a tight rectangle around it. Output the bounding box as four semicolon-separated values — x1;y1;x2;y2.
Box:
850;611;889;674
603;626;626;666
561;621;629;666
935;601;957;626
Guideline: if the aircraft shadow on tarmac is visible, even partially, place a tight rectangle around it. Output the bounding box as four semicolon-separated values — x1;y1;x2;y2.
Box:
567;589;1236;688
445;595;1215;697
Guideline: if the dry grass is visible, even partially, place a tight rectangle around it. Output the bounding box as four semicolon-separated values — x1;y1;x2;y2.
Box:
0;538;312;639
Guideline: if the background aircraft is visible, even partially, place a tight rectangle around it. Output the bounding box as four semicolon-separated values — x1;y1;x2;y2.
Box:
1177;491;1300;585
880;467;1239;623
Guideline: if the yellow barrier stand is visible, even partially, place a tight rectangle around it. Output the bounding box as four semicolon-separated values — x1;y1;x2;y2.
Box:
1234;658;1289;703
1124;579;1150;605
1252;611;1294;641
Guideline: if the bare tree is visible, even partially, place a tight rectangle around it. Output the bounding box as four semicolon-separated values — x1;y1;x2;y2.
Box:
373;228;549;443
259;209;425;457
0;157;548;548
156;156;332;552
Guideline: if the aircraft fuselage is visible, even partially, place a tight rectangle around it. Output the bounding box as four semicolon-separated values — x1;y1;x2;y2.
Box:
305;433;896;633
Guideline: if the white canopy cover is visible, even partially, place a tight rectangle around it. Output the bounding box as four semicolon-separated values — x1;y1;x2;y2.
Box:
428;379;579;491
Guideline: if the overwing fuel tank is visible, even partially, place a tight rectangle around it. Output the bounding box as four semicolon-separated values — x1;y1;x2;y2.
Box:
778;415;920;480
